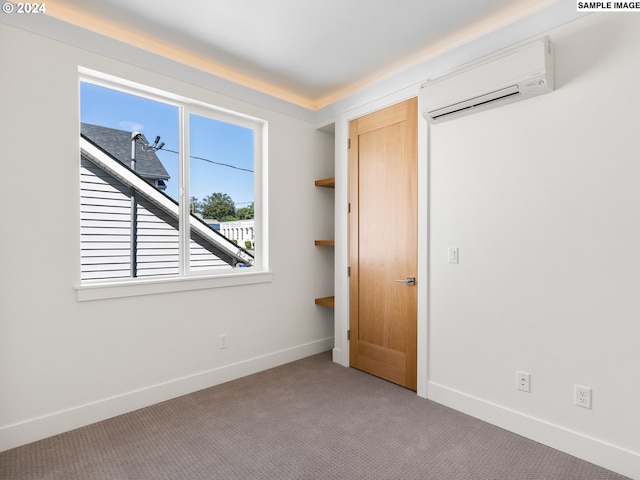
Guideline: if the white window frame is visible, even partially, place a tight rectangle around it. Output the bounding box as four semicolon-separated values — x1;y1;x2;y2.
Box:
76;68;270;301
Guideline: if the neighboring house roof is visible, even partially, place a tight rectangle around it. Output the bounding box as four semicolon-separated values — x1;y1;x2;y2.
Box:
80;134;254;267
81;123;170;181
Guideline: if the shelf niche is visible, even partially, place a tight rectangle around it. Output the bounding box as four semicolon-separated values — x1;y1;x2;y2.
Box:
314;176;335;309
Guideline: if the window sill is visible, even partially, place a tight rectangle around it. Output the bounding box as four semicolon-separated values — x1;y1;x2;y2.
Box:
76;271;273;302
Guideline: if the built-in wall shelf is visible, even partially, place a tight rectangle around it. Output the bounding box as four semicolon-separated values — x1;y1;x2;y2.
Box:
315;175;335;310
314;177;335;188
314;296;335;308
314;240;335;246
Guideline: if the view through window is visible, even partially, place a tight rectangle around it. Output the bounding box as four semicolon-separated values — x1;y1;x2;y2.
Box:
79;79;260;283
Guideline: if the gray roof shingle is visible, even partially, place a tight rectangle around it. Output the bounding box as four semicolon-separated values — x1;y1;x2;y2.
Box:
81;123;170;181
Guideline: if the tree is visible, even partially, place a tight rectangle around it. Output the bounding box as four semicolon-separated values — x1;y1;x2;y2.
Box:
200;192;235;220
236;202;254;220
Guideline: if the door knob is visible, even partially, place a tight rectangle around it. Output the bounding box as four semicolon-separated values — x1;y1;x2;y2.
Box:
395;276;416;286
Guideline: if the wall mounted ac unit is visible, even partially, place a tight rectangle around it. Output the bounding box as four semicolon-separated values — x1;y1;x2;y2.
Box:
419;36;554;124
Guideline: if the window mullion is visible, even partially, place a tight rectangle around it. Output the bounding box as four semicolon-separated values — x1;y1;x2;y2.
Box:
179;107;190;276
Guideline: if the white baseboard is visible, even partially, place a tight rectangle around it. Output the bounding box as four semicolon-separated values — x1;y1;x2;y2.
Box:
0;337;334;453
427;381;640;480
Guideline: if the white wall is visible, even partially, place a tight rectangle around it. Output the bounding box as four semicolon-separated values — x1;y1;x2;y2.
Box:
427;13;640;478
0;19;333;451
3;8;640;479
327;11;639;478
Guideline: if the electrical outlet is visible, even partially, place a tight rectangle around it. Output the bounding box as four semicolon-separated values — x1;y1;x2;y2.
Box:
574;385;592;409
219;333;228;350
516;371;531;392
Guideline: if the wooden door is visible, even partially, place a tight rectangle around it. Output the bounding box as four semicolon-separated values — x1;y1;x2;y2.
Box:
349;98;418;390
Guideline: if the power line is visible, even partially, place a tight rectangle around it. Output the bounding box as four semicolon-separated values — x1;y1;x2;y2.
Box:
159;147;254;173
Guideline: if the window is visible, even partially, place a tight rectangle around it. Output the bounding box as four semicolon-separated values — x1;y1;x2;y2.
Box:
78;70;268;298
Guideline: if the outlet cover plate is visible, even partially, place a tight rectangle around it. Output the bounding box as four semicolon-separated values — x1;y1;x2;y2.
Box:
574;384;592;409
516;371;531;392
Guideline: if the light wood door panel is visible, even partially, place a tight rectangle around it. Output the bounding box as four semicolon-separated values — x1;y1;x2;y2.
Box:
349;98;418;390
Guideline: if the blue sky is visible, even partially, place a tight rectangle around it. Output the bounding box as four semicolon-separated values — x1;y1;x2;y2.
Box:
80;82;255;209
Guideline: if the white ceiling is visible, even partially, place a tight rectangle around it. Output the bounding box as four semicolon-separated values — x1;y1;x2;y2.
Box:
48;0;561;109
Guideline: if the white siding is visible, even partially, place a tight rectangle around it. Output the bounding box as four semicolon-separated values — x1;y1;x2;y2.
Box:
80;158;132;280
189;237;232;271
135;197;180;278
81;156;232;281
